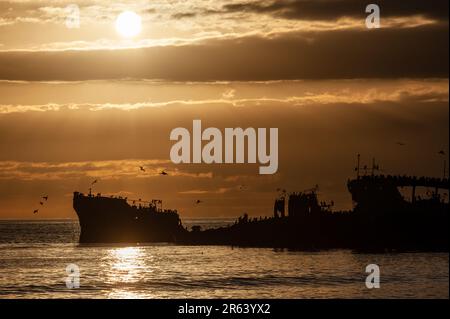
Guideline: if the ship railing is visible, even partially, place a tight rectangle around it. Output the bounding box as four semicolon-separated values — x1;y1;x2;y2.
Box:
349;175;449;190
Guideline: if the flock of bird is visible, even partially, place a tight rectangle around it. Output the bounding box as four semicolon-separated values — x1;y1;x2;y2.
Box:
32;148;446;214
139;166;168;175
32;195;48;214
396;141;446;157
139;165;244;205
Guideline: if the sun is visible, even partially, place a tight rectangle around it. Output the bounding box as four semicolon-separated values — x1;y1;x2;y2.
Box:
115;11;142;38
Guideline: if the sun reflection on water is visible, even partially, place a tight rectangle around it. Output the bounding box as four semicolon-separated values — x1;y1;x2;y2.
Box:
108;247;147;282
102;246;154;299
108;289;146;299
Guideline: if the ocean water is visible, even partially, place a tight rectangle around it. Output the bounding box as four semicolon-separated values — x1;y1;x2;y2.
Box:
0;220;448;299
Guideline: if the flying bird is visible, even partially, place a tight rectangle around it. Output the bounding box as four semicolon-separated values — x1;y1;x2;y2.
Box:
39;202;44;206
139;166;146;172
91;179;98;185
195;200;202;205
42;195;48;201
438;150;446;155
159;170;168;176
396;142;406;146
33;209;39;214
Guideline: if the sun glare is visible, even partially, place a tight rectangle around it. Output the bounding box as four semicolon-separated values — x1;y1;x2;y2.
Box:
115;11;142;38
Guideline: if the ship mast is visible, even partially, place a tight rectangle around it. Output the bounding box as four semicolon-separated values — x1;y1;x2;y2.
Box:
371;157;379;176
356;154;360;179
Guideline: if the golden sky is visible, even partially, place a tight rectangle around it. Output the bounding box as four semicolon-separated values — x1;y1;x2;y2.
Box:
0;0;448;219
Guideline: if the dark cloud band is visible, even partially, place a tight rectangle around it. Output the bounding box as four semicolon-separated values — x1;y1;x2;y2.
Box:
213;0;449;21
0;25;448;81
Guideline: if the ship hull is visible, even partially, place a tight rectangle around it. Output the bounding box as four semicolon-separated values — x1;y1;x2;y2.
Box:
73;192;186;243
178;208;449;252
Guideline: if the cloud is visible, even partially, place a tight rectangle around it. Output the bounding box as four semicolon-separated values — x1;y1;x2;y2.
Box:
222;89;236;99
0;0;445;52
179;187;231;194
0;25;447;81
0;159;213;181
214;0;449;21
0;88;447;169
0;0;158;25
2;0;448;27
1;83;448;114
171;12;197;19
